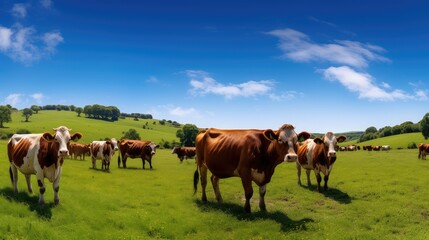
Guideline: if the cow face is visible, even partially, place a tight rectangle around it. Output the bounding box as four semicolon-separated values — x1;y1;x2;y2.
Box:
48;126;82;157
264;124;299;162
317;132;346;161
146;143;159;155
110;138;119;151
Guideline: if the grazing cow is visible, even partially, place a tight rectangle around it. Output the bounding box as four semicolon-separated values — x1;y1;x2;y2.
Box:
381;145;391;151
339;146;347;151
7;126;82;204
172;146;196;162
70;143;90;160
372;145;381;151
363;145;373;151
193;124;310;213
118;140;159;169
90;138;119;170
347;145;357;151
418;143;429;160
296;132;346;192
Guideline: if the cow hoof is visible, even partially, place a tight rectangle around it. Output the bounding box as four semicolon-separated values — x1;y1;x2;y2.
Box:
54;199;60;205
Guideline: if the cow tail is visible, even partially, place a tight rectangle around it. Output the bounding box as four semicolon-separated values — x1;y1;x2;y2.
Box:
9;166;13;183
118;155;121;168
193;166;199;195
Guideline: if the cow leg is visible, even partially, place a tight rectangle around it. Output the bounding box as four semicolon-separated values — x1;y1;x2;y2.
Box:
10;165;19;193
37;179;46;205
306;169;312;186
315;171;322;193
53;167;62;204
296;162;302;185
92;157;97;169
259;184;267;211
324;175;329;191
123;156;127;168
210;175;223;203
142;159;146;169
148;159;153;169
241;177;253;213
199;165;208;203
25;174;33;194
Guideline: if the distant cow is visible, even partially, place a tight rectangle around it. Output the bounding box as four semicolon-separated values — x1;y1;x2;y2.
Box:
172;146;196;162
296;132;346;192
418;143;429;160
363;145;373;151
70;143;90;160
118;139;159;169
381;145;391;151
8;126;82;204
194;124;310;212
372;145;381;151
90;138;119;170
347;145;357;151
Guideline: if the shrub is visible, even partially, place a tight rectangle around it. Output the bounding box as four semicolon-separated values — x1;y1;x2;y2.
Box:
408;142;417;149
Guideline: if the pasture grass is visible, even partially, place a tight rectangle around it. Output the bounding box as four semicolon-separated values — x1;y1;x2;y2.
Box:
1;144;429;239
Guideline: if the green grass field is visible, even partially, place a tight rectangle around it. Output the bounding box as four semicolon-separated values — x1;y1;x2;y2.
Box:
1;111;429;239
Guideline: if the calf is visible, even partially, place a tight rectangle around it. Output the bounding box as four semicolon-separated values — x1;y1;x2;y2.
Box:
70;143;90;160
296;132;346;192
172;146;196;162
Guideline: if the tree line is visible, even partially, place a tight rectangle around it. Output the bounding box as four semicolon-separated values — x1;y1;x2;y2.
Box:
358;121;421;143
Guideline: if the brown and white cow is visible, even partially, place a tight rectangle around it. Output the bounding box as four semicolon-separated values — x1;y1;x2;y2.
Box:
172;146;196;162
90;138;119;170
7;126;82;205
118;139;159;169
296;132;346;192
418;143;429;160
70;143;90;160
193;124;310;213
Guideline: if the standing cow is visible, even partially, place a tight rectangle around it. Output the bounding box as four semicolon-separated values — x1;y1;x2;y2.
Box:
418;143;429;160
90;138;119;170
194;124;310;213
296;132;346;192
8;126;82;204
118;139;159;169
70;142;91;160
172;146;196;162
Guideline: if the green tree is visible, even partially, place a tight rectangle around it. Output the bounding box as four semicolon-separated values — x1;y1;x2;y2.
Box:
122;129;141;140
75;107;83;117
31;105;41;114
0;105;12;127
22;108;33;122
177;124;199;147
421;113;429;139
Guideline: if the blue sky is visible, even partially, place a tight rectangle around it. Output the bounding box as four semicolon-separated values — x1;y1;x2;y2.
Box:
1;0;429;133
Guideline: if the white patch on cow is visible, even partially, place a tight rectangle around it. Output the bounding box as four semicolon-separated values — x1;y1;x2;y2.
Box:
53;126;72;156
278;126;298;162
251;168;265;185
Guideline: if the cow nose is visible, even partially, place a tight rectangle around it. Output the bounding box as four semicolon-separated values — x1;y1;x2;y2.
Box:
328;151;336;158
114;147;119;151
285;153;298;162
151;151;156;155
59;150;69;156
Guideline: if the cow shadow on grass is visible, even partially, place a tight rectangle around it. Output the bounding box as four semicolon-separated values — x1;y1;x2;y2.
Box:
0;187;54;219
118;166;156;171
195;200;313;232
299;185;352;204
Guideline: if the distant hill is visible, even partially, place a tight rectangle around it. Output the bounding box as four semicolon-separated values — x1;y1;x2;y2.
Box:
339;132;426;150
0;110;180;145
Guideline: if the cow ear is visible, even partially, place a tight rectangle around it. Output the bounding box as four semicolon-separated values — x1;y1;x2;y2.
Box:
337;136;347;143
71;132;82;141
263;129;278;141
42;132;55;140
313;137;323;144
297;131;311;142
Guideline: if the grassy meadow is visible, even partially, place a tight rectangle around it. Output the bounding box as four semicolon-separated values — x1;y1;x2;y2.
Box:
1;111;429;239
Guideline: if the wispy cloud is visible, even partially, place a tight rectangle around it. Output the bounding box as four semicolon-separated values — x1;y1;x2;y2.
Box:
146;76;159;83
4;93;23;106
267;28;389;69
169;107;199;117
31;93;45;103
0;3;63;64
40;0;52;9
268;28;428;101
186;70;275;99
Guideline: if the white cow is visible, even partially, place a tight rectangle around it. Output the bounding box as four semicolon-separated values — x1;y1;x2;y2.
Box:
90;138;119;170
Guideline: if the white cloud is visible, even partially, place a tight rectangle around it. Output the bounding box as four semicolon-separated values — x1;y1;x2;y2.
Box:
5;93;23;106
42;31;64;54
322;66;416;101
31;93;45;103
12;4;27;18
267;28;389;69
0;26;12;50
169;107;199;117
40;0;52;9
146;76;159;83
186;70;274;99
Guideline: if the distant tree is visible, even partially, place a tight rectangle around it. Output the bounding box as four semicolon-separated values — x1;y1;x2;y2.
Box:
69;105;76;111
365;126;378;134
75;107;83;117
22;108;33;122
0;105;12;128
31;105;41;114
177;124;199;147
122;129;141;140
421;113;429;140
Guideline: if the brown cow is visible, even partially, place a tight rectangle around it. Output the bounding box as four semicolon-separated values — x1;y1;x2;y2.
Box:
70;143;90;160
418;143;429;160
172;146;196;162
372;145;381;151
193;124;310;213
118;139;159;169
296;132;346;192
8;126;82;204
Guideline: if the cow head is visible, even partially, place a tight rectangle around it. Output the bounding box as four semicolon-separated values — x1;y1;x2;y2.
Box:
263;124;299;162
43;126;82;157
171;146;179;154
110;138;119;151
314;132;346;162
146;142;159;156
